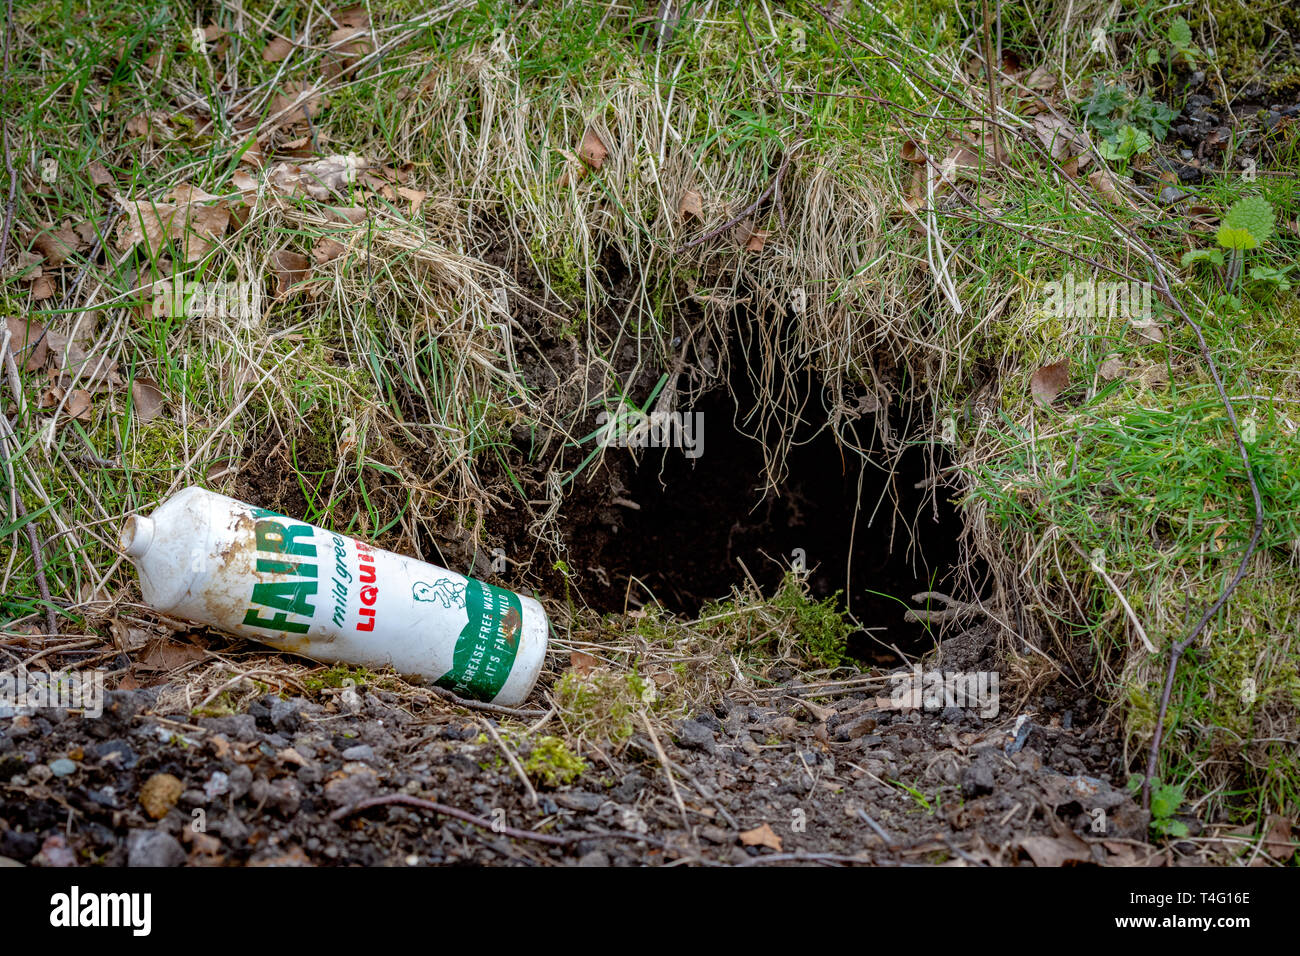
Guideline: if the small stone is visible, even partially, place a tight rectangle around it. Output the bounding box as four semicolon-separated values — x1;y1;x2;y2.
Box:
27;764;53;784
140;773;185;819
770;715;799;736
962;761;996;797
693;712;723;732
323;767;379;807
35;834;77;867
674;719;717;754
835;714;878;742
1160;185;1188;204
127;829;186;867
219;814;249;842
198;714;257;742
203;771;230;801
94;738;137;769
699;825;734;845
226;764;253;800
577;850;609;867
340;744;375;762
554;790;604;812
611;772;647;803
48;758;77;777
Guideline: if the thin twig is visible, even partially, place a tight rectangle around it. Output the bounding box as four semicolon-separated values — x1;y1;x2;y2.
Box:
329;793;672;850
424;683;546;718
481;717;538;808
673;123;808;253
640;710;690;829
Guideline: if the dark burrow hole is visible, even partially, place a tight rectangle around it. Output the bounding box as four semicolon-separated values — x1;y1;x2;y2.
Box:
568;334;981;664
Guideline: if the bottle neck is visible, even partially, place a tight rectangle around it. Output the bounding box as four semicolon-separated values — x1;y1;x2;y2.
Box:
120;515;156;558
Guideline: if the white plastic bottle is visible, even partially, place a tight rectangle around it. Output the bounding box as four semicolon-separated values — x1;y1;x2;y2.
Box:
119;486;548;706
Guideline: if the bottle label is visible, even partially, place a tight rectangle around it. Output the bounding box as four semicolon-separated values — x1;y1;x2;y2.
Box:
235;506;523;701
430;578;523;701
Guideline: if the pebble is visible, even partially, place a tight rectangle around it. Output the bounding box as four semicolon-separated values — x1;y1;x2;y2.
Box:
674;719;717;754
94;738;137;769
962;761;996;797
270;697;304;732
341;744;375;761
140;773;184;820
554;790;604;812
204;770;230;800
48;758;77;777
126;829;186;867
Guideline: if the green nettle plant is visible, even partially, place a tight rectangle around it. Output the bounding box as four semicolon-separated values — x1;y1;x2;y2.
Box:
1181;195;1280;305
1149;16;1200;69
1128;774;1190;839
1081;82;1178;165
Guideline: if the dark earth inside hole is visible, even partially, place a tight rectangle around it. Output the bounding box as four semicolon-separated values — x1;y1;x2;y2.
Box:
576;357;976;664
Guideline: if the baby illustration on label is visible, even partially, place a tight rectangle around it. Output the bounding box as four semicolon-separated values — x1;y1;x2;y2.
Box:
412;578;466;609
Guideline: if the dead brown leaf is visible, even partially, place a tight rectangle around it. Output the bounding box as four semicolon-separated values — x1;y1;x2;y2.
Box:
579;129;608;169
32;226;82;266
88;162;114;191
268;83;328;130
271;250;311;299
29;274;55;301
1024;65;1058;92
396;185;427;215
1088;169;1132;208
1263;814;1296;861
1030;358;1070;406
4;317;49;371
131;378;164;422
114;185;231;262
43;330;121;392
267;154;368;201
1019;833;1091;867
136;639;208;672
64;388;93;421
262;35;293;62
678;189;703;221
901;139;926;164
125;111;171;143
739;823;783;851
1033;115;1091;165
6;250;42;282
1098;356;1124;381
569;651;600;677
312;237;348;264
939;145;981;183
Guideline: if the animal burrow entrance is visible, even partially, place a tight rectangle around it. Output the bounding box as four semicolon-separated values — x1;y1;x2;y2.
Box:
564;353;978;663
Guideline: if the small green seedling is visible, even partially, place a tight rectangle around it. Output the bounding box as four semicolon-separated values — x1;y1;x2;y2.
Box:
1127;774;1189;839
1182;196;1278;296
1149;17;1200;68
1081;83;1177;166
1098;125;1152;162
1247;264;1294;292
